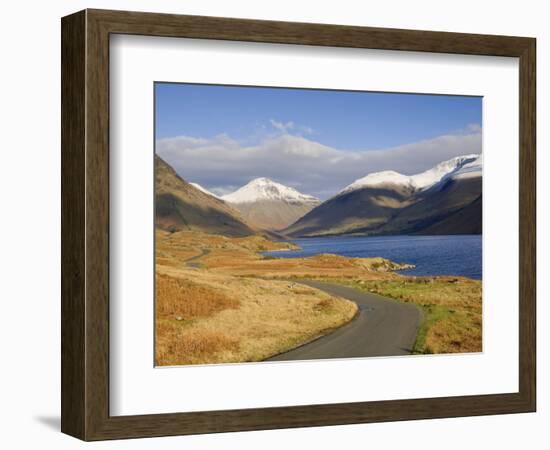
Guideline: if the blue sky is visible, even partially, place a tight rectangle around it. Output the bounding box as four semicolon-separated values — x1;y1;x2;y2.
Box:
156;83;481;150
155;83;482;199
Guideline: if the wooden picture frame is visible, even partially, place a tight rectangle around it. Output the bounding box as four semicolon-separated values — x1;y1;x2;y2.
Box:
61;9;536;441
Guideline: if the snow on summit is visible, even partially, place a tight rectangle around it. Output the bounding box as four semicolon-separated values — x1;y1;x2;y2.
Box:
340;154;481;194
343;171;414;192
222;178;319;204
452;154;482;179
413;154;481;187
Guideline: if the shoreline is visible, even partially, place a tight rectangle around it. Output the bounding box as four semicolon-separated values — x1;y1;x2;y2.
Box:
262;233;482;281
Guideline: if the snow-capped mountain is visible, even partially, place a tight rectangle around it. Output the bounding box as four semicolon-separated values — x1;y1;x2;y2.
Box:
285;153;482;237
222;178;320;231
451;154;482;179
340;154;481;195
222;178;319;205
189;182;221;199
340;170;415;194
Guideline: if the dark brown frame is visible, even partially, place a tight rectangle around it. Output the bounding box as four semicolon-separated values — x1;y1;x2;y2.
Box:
61;9;536;441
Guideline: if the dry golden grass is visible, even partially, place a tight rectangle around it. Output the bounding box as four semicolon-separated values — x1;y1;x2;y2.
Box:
156;273;239;320
205;253;410;279
156;229;409;280
155;272;242;365
155;248;358;365
156;322;239;366
424;311;482;354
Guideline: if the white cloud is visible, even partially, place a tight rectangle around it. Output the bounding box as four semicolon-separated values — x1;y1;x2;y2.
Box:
157;128;482;200
269;119;314;136
466;123;482;133
269;119;294;133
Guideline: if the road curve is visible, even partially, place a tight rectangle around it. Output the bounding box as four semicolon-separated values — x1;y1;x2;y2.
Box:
268;280;422;361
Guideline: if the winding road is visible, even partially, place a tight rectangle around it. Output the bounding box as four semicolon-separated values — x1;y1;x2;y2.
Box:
182;249;422;360
268;280;422;361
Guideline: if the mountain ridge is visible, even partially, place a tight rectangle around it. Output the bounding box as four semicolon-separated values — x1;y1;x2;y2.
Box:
339;154;480;195
284;154;482;237
157;153;482;237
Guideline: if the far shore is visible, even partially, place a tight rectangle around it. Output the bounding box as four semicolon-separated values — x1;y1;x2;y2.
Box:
262;233;481;281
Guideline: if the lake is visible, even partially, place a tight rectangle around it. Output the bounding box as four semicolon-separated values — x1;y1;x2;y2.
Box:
264;235;482;280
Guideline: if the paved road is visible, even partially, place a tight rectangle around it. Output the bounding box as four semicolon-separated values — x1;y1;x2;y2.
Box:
268;280;422;361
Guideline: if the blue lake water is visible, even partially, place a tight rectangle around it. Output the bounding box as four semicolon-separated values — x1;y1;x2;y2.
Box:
264;235;482;280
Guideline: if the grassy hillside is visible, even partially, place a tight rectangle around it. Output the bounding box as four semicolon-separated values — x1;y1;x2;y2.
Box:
416;195;482;235
284;184;415;237
155;155;255;236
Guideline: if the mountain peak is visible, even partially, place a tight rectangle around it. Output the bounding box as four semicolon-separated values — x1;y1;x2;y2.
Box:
222;178;319;204
341;171;415;194
250;177;273;184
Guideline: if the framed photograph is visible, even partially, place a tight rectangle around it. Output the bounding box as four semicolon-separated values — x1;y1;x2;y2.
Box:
61;9;536;440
